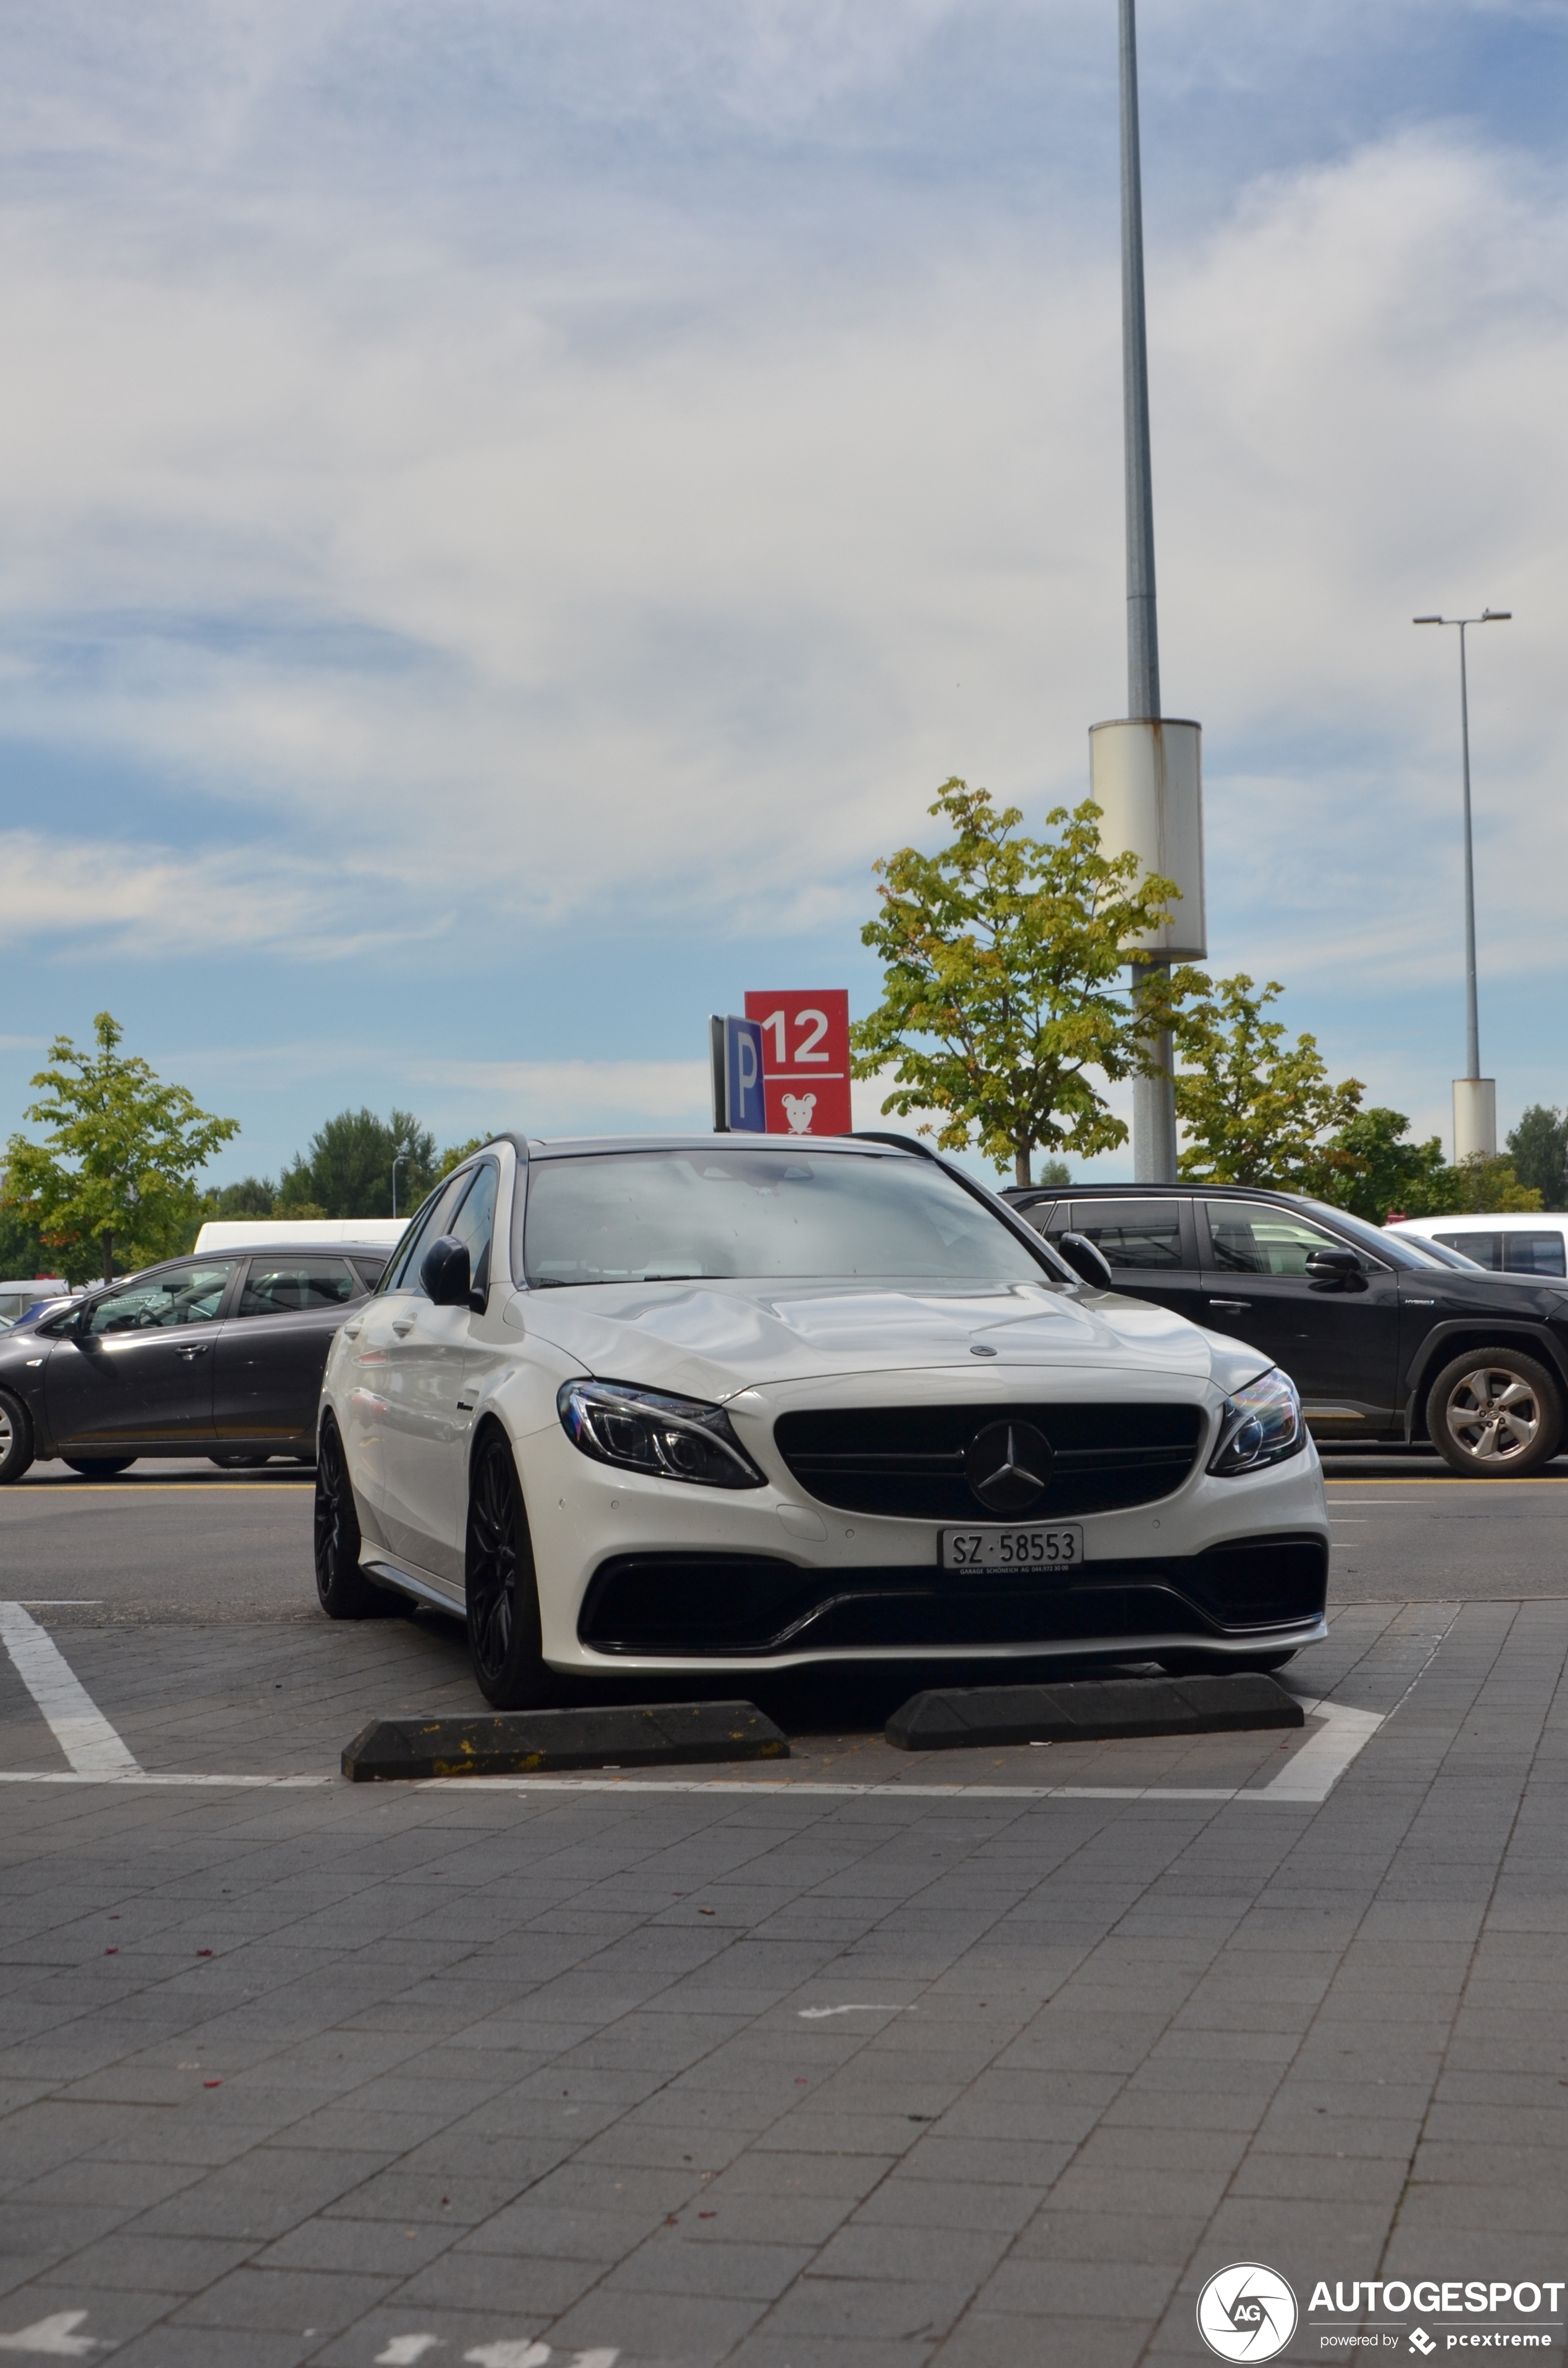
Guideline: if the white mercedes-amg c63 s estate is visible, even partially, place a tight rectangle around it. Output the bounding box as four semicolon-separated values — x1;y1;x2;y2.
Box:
313;1133;1329;1707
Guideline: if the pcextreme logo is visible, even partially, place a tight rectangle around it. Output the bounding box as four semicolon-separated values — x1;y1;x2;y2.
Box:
1198;2264;1300;2361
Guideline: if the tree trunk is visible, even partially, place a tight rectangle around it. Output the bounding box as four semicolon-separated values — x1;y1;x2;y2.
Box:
1014;1145;1032;1189
101;1231;114;1285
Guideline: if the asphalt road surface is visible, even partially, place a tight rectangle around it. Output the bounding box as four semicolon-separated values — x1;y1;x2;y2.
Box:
1;1454;1565;2368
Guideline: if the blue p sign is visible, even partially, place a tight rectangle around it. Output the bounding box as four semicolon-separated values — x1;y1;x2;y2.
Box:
724;1016;766;1132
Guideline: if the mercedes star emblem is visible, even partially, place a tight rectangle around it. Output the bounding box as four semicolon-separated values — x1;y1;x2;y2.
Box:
964;1419;1053;1514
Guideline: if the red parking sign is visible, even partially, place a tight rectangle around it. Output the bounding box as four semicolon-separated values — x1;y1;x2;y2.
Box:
743;990;852;1137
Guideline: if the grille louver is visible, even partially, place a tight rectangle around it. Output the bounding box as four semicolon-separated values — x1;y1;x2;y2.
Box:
773;1401;1204;1520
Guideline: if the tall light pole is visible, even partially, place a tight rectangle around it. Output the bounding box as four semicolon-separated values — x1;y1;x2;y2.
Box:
1414;608;1511;1159
1091;0;1207;1184
391;1152;408;1219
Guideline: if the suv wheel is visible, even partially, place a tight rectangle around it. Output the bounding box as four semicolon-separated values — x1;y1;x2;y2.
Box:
465;1429;553;1710
1427;1345;1564;1478
0;1391;35;1486
313;1416;385;1617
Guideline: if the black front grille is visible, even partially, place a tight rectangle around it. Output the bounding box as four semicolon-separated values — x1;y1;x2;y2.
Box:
774;1401;1205;1520
577;1536;1328;1657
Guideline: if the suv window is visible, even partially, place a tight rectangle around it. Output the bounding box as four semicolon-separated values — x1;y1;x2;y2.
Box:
1069;1200;1185;1271
1206;1202;1359;1278
236;1257;359;1317
84;1261;238;1334
1436;1228;1567;1278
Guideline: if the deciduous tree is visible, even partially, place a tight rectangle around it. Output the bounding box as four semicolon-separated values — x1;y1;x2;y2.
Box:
1164;971;1364;1195
3;1013;238;1283
852;782;1178;1186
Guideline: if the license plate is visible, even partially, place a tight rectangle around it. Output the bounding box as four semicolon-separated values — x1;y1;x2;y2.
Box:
940;1525;1085;1573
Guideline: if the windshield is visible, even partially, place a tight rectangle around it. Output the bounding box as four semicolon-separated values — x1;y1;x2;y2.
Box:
1397;1234;1484;1270
1295;1199;1462;1271
522;1149;1054;1287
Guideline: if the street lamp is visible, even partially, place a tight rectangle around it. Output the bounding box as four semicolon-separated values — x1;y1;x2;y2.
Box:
1089;0;1207;1185
1414;608;1512;1160
391;1152;408;1219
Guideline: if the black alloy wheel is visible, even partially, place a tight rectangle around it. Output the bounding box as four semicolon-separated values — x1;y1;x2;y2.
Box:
1426;1345;1564;1478
313;1416;383;1618
465;1429;553;1710
0;1391;34;1486
63;1457;136;1479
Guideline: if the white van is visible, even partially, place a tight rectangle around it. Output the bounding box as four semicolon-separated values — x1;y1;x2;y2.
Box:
1388;1213;1568;1279
193;1218;408;1253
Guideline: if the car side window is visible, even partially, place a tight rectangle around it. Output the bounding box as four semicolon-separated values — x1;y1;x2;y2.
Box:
85;1261;238;1334
235;1257;359;1318
445;1163;498;1294
1069;1200;1185;1270
1205;1203;1361;1278
1434;1231;1502;1270
382;1176;467;1294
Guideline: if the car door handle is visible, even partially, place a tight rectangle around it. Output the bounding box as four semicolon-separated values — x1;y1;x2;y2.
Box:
175;1342;211;1359
391;1317;415;1337
1207;1299;1251;1312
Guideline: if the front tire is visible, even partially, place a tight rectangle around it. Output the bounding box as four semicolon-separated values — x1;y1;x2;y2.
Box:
64;1456;135;1479
465;1429;553;1709
1427;1345;1564;1478
313;1415;383;1617
0;1391;35;1486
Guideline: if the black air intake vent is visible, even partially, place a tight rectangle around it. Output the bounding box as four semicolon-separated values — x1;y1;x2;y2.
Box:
773;1401;1204;1520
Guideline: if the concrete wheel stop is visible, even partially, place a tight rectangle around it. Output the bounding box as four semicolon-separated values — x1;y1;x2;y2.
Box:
341;1700;790;1781
886;1672;1304;1752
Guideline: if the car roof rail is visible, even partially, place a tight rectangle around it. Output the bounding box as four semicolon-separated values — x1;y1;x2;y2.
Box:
848;1131;932;1157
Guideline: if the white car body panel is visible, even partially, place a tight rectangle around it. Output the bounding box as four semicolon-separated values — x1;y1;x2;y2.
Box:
320;1136;1330;1675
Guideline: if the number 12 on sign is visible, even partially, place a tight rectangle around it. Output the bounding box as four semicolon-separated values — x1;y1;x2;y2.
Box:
743;990;852;1136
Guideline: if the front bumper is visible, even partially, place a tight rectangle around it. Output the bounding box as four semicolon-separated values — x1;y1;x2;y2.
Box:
519;1413;1330;1674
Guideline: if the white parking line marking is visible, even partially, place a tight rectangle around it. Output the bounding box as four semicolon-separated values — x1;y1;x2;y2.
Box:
0;2311;100;2354
0;1604;139;1776
0;1772;332;1787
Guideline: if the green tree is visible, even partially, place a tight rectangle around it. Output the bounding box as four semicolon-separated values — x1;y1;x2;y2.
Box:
277;1108;436;1220
851;782;1178;1186
1166;972;1364;1194
1507;1105;1568;1208
0;1193;48;1279
2;1013;239;1284
204;1176;278;1219
1447;1153;1541;1215
1316;1107;1454;1223
435;1134;497;1182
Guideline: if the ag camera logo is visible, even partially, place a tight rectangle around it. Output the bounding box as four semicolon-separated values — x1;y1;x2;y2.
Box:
1198;2263;1299;2362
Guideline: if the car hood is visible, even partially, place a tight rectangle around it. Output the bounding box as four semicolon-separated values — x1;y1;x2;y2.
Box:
516;1278;1269;1402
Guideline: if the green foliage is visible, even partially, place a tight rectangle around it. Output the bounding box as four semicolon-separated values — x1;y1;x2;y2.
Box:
436;1135;496;1182
1037;1157;1070;1189
204;1176;278;1219
1506;1105;1568;1208
851;782;1178;1186
2;1013;239;1284
1316;1108;1453;1223
1445;1153;1541;1215
0;1197;48;1279
1167;972;1364;1194
277;1108;436;1220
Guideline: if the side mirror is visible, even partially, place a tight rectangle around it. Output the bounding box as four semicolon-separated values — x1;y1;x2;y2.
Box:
1305;1245;1361;1291
420;1236;472;1308
1056;1231;1116;1290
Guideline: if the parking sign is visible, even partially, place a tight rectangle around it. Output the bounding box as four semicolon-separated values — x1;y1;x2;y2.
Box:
743;991;852;1137
708;1015;767;1132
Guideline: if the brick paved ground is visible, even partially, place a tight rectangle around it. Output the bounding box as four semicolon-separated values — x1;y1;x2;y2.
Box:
1;1473;1566;2366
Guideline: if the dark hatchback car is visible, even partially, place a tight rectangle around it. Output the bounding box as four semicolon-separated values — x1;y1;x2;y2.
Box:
0;1244;390;1483
1007;1181;1568;1478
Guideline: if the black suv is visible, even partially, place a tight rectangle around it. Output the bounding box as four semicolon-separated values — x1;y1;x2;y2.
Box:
1005;1180;1568;1478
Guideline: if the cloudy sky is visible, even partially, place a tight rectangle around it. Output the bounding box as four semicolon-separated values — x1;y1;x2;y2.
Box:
0;0;1564;1186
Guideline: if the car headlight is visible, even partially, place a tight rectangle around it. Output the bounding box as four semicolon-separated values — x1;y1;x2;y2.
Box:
557;1378;767;1490
1208;1368;1305;1476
